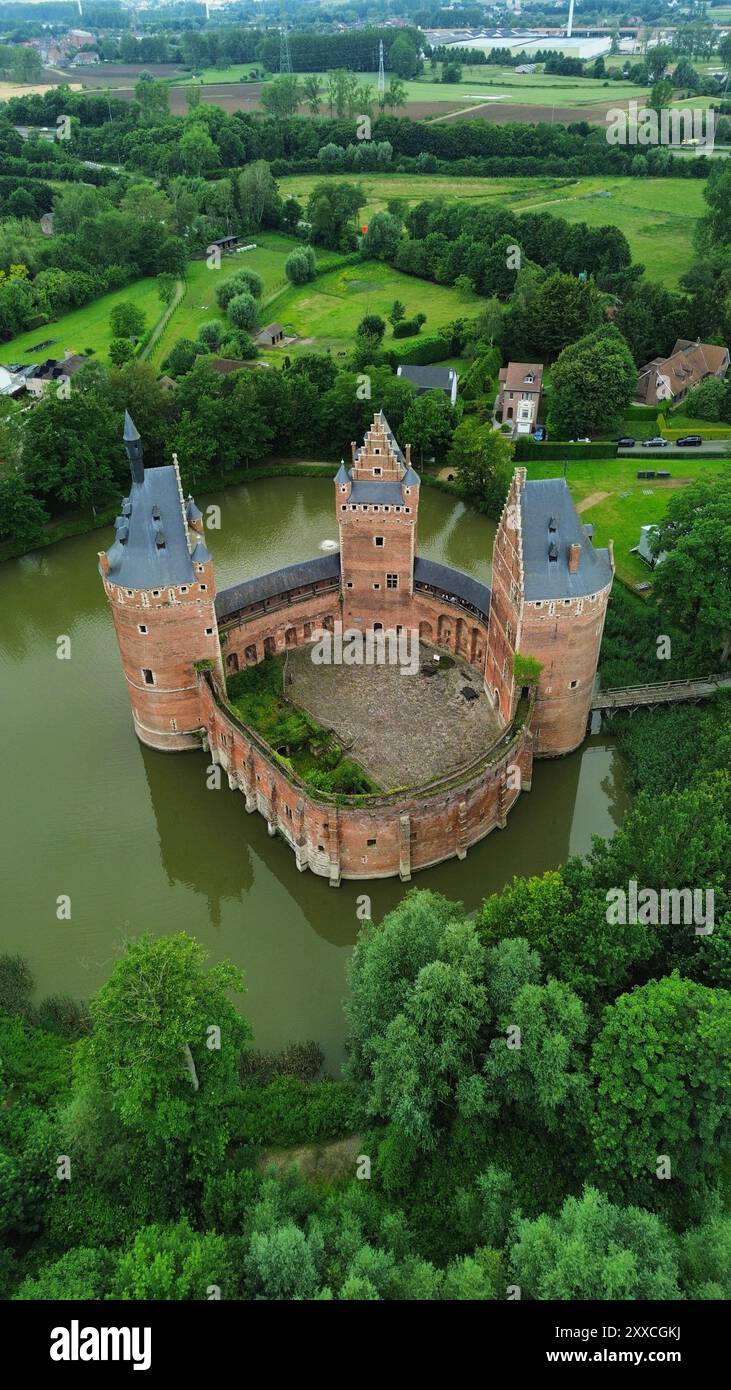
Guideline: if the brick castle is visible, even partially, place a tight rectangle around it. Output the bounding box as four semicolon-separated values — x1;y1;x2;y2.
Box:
99;411;614;882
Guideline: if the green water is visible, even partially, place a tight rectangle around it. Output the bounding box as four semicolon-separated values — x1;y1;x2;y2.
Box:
0;478;628;1069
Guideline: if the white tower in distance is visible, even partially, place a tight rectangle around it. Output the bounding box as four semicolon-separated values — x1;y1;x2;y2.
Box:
567;0;575;38
378;40;385;100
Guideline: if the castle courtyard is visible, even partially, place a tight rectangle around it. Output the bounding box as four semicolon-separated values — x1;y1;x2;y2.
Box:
285;640;503;789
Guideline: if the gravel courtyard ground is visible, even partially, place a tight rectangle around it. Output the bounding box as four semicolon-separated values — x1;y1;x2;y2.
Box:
286;640;501;789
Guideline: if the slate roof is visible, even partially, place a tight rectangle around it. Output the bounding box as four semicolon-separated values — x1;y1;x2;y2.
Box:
498;362;543;393
397;365;456;392
520;478;613;600
636;338;729;401
215;552;341;619
349;481;406;505
104;464;195;589
414;556;491;618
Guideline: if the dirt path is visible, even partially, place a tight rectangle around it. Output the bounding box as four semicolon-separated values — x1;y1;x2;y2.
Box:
577;491;610;513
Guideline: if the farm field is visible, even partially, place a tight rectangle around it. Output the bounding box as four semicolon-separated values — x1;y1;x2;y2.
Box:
0;276;162;369
525;453;729;587
277;173;706;286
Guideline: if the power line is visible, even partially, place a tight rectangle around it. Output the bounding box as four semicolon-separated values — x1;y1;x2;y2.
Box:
378;39;385;99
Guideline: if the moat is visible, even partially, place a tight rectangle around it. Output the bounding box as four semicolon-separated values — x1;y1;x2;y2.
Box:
0;477;629;1068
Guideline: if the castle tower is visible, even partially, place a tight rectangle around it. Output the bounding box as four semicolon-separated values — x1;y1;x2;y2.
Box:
98;413;225;752
485;468;614;756
335;411;419;629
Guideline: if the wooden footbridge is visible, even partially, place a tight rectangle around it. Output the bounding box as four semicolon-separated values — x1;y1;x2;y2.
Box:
591;673;731;716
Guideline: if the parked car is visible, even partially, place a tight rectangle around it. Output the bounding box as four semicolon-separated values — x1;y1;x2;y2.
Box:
617;436;636;447
642;436;668;448
675;434;703;446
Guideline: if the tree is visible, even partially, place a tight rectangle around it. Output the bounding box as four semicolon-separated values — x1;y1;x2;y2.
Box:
121;184;173;227
109;303;146;341
447;418;512;514
356;314;386;346
238;161;281;231
23;394;121;516
281;196;302;233
651;476;731;664
549;326;637;438
246;1223;319;1300
157;272;177;306
389;300;406;328
134;75;169;124
302;73;322;116
11;47;42;84
197;320;224;351
527;272;604;359
180;124;218;176
109;338;135;367
306;182;363;251
215;269;263;309
591;975;731;1192
389;36;420;80
647;43;674;82
14;1248;115;1301
261;76;301;120
82;935;251;1173
162;338;203;378
226;292;258;332
113;1221;237;1300
510;1188;681;1300
384;77;408;114
285;246;316;285
0;471;48;547
359;211;401;262
649;78;674;113
402;391;455;466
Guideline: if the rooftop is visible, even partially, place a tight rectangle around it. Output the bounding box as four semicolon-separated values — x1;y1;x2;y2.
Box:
215;552;341;620
521;478;613;600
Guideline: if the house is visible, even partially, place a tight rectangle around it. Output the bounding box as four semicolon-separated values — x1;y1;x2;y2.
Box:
0;365;27;398
635;338;729;407
255;323;285;348
71;52;100;67
396;364;458;405
23;350;87;396
497;362;544;434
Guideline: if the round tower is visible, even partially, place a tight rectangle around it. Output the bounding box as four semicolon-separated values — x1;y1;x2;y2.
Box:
98;413;225;752
485;469;614;757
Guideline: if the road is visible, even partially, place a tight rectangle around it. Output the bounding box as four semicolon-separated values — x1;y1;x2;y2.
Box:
618;442;729;457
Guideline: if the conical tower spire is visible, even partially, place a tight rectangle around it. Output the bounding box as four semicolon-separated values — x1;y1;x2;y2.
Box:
124;409;144;485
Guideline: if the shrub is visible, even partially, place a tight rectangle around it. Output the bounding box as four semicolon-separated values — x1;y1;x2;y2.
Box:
215;269;263;310
0;953;34;1020
226;292;258;331
197;319;224;350
285;246;316;285
37;993;92;1040
513;653;543;686
230;1076;356;1146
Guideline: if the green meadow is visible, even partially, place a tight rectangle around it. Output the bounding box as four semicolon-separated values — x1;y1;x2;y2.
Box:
277;173;706;287
0;277;163;368
525;454;729;588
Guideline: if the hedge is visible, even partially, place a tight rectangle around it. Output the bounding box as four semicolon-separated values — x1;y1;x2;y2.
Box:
514;440;618;461
386;333;452;366
230;1076;357;1148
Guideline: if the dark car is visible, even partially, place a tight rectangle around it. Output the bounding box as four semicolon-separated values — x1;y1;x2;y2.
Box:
617;436;635;447
675;434;703;446
641;436;668;448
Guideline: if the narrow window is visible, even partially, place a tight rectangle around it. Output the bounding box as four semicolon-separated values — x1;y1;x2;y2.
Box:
374;536;385;547
138;624;148;635
142;668;154;685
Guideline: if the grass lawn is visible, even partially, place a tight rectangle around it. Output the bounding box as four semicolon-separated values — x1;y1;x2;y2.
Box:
525;453;729;588
0;277;163;368
151;235;308;367
254;258;473;361
277;173;704;287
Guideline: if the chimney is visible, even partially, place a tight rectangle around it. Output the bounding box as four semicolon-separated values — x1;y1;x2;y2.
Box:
98;550;109;576
123;409;144;485
568;542;581;574
351;440;357;463
405;442;411;466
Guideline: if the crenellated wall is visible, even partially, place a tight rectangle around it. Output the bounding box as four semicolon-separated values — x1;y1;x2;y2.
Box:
200;674;533;885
